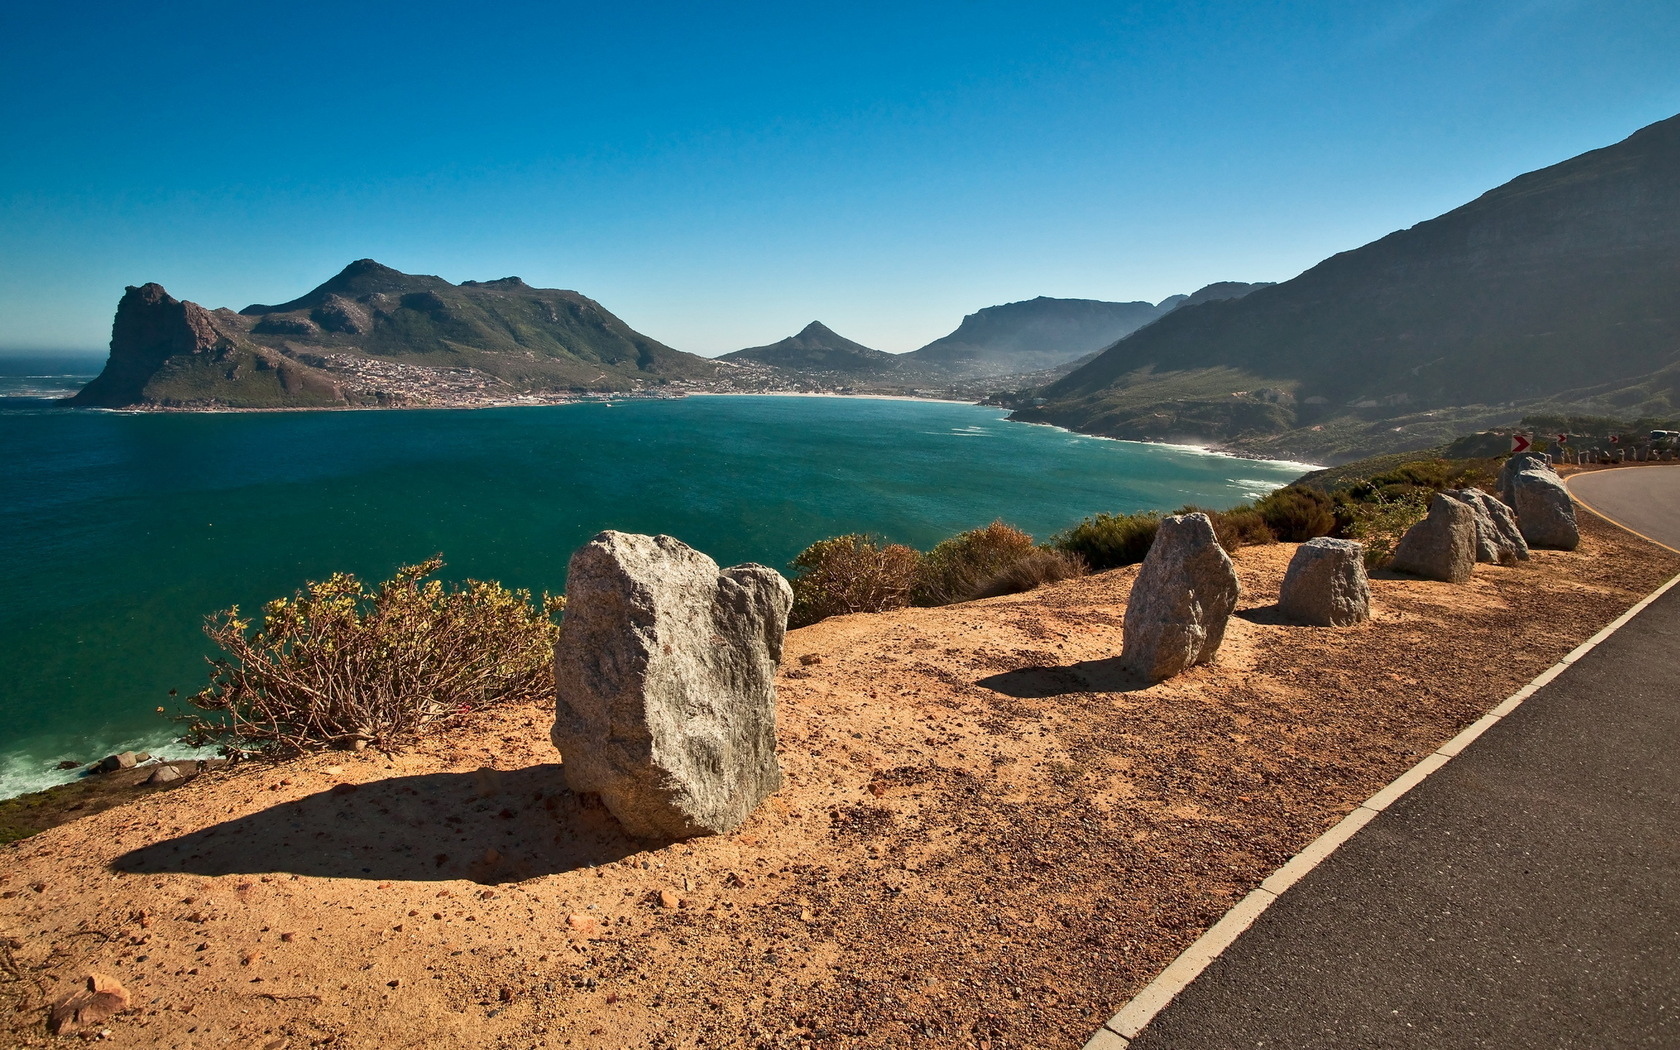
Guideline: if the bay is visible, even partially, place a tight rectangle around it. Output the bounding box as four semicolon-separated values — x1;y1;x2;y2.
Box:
0;385;1310;797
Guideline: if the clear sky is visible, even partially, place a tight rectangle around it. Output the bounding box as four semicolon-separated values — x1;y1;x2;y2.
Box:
2;1;1677;357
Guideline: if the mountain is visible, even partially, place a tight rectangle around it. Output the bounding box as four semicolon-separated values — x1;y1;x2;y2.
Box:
720;321;899;374
1013;114;1680;463
904;297;1162;376
901;288;1269;377
1164;281;1274;312
70;260;720;409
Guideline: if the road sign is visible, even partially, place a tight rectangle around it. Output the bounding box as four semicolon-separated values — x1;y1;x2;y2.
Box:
1609;434;1621;444
1510;433;1532;453
1556;433;1570;445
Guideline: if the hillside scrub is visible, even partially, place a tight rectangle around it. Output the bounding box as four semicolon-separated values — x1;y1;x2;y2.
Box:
1176;504;1277;553
1341;492;1432;570
913;521;1040;606
789;522;1091;628
1341;458;1495;504
1254;486;1339;541
1052;511;1162;571
787;534;922;628
184;557;563;759
968;548;1088;599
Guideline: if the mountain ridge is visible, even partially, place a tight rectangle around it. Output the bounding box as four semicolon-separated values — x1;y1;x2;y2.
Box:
1012;112;1680;462
70;261;722;409
720;321;899;374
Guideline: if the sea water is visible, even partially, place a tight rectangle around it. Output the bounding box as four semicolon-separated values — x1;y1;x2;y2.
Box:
0;371;1311;798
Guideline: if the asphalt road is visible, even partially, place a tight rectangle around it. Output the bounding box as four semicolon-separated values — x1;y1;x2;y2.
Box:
1124;467;1680;1050
1568;465;1680;551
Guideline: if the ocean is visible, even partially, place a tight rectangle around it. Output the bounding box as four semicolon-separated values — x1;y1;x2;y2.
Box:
0;366;1312;798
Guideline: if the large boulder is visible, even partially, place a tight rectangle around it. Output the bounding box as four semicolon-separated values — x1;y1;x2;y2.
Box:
1497;452;1552;507
1390;494;1478;583
1443;488;1530;563
1278;538;1371;627
552;531;793;839
1391;493;1471;581
1121;513;1242;681
1511;469;1580;550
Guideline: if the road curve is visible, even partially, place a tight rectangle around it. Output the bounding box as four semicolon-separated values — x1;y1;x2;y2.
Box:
1567;465;1680;552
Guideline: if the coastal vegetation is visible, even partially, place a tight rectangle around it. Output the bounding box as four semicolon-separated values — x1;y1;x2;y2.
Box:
183;556;562;758
784;452;1513;626
786;521;1090;627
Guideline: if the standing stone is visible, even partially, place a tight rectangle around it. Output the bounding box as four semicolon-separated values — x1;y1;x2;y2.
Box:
1498;452;1552;507
1278;538;1371;626
552;531;793;839
1390;494;1478;583
1121;513;1242;681
1443;488;1530;563
1511;469;1580;550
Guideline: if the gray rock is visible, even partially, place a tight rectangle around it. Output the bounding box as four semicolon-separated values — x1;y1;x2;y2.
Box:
1121;513;1242;681
1444;488;1530;563
1278;538;1371;627
552;531;793;839
1390;494;1478;583
1511;469;1580;549
1497;452;1552;507
95;752;137;774
145;764;184;786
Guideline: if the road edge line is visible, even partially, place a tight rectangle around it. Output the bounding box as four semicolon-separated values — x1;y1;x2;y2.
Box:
1082;565;1680;1050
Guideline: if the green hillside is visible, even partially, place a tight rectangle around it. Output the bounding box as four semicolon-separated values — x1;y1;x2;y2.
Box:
71;261;720;409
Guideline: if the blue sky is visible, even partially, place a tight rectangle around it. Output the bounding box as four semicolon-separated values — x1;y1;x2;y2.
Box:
2;1;1677;356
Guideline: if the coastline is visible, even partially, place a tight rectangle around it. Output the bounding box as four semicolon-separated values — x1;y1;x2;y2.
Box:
45;386;1325;469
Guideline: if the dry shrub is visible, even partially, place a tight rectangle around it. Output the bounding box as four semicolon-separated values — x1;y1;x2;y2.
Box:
1255;486;1338;542
913;520;1038;606
1052;511;1161;571
968;548;1088;599
788;534;922;628
184;556;563;759
1177;504;1277;553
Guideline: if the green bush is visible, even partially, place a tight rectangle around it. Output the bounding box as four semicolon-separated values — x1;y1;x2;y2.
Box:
184;556;563;759
1342;493;1431;570
1255;486;1339;542
788;534;922;627
968;548;1089;599
1052;511;1161;571
1343;458;1495;504
913;520;1038;606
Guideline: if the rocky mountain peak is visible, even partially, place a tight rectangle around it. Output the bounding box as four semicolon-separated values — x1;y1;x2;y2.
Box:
69;283;225;406
241;259;451;316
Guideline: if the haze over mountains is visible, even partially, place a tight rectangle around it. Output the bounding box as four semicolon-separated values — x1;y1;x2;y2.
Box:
717;284;1272;381
1013;113;1680;461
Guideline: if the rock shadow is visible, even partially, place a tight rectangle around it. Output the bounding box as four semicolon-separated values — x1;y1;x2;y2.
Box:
111;764;656;884
978;657;1149;698
1235;605;1293;626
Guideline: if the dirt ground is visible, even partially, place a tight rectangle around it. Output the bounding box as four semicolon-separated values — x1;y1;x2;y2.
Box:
3;511;1675;1050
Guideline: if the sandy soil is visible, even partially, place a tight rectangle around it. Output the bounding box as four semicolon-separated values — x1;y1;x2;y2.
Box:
3;511;1674;1050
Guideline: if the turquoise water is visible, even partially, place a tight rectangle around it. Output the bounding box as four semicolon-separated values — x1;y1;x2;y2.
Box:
0;379;1310;797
